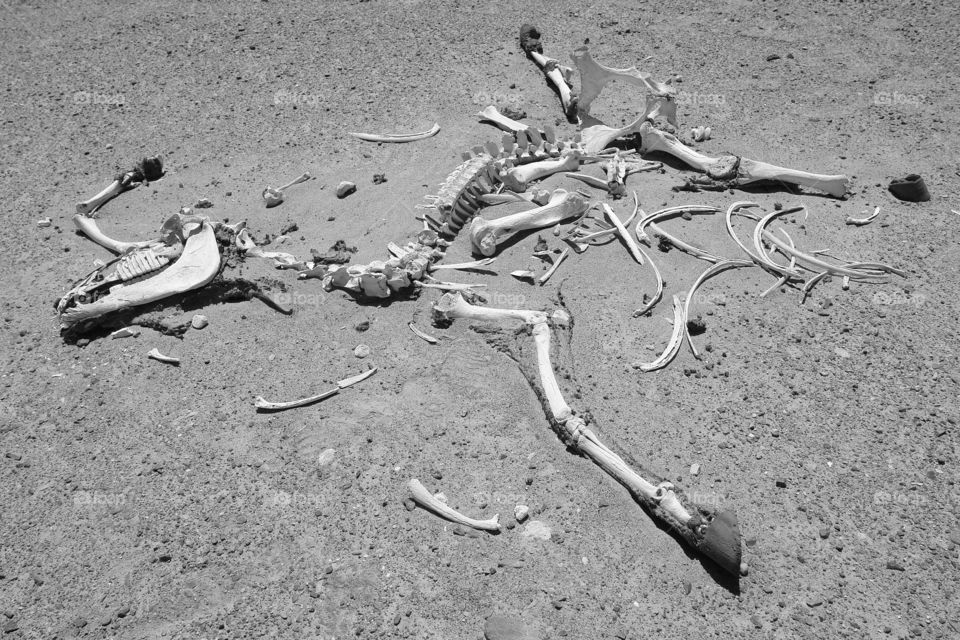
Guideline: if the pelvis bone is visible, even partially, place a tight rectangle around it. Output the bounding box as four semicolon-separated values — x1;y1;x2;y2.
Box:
56;213;221;330
571;47;677;126
468;189;588;257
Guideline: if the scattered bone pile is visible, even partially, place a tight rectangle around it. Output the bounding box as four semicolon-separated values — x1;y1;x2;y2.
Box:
56;26;905;579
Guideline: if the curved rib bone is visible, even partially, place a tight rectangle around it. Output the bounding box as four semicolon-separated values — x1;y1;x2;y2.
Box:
468;189;588;257
408;478;501;532
347;123;440;143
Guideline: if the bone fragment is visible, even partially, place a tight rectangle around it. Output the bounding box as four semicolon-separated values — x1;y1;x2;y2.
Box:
538;248;569;285
408;323;438;344
469;189;588;256
683;260;753;358
527;49;577;121
428;258;496;271
254;367;377;412
347;123;440;143
690;126;712;142
110;327;140;339
147;348;180;365
845;206;881;226
407;478;501;532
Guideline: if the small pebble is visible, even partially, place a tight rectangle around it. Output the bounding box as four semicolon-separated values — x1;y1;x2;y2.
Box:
689;463;700;476
819;527;831;539
194;197;214;208
514;505;530;523
354;344;370;358
354;320;370;332
775;479;787;488
403;498;416;511
191;314;209;330
886;559;905;571
37;218;52;228
373;174;387;184
336;181;357;199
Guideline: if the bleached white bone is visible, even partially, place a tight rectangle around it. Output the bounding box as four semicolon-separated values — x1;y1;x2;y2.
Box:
408;478;501;532
468;189;588;257
73;214;155;254
76;180;126;216
500;153;581;192
579;94;677;154
601;203;644;265
476;106;529;133
433;291;545;325
147;348;180;365
570;46;676;120
57;220;221;329
262;172;311;207
347;123;440;143
639;122;850;197
528;50;575;117
254;367;377;411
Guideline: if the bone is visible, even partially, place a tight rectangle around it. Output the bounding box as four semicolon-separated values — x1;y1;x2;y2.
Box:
845;206;881;226
538;247;569;285
634;296;686;372
408;323;438;344
468;189;588;257
76;156;163;216
639;123;850;197
57;217;221;330
476;106;529;133
433;293;740;574
147;348;180;365
428;258;496;271
682;260;753;358
255;367;377;412
262;172;311;208
690;126;712;142
235;229;298;263
408;478;501;532
347;123;440;143
601;203;644;264
73;214;155;254
499;153;581;192
570;46;676;121
528;49;577;120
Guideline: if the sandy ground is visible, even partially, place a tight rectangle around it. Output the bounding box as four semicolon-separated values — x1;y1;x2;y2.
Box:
2;0;959;638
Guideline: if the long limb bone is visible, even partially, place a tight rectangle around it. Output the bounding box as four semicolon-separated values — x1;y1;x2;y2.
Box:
73;214;155;254
639;123;850;197
468;189;588;256
434;293;742;575
76;156;164;216
408;479;501;532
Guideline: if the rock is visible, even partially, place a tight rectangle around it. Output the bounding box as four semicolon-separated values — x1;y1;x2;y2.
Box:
190;314;209;330
520;520;551;541
2;620;18;634
336;181;357;199
194;197;214;208
775;479;787;488
354;344;370;358
766;53;781;61
70;616;86;628
317;449;335;466
689;463;700;476
402;498;416;511
354;320;370;332
37;218;52;228
819;527;831;539
484;613;533;640
514;505;530;523
114;605;130;618
886;559;905;571
373;173;387;185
